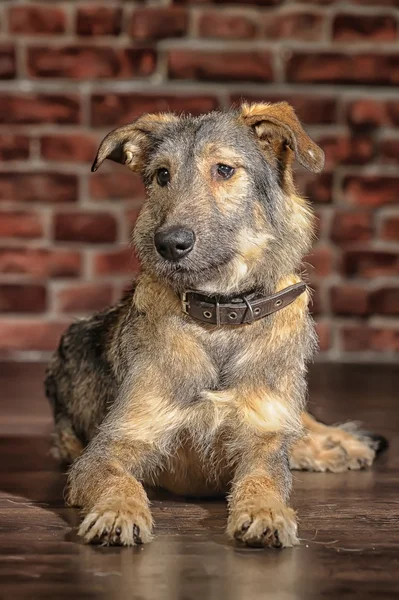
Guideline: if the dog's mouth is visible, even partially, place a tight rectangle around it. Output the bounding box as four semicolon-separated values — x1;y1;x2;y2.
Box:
154;251;234;288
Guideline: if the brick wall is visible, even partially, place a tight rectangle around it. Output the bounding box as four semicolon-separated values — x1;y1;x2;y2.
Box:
0;0;398;362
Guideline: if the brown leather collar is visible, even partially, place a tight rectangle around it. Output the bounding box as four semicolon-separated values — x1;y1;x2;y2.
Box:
181;282;307;326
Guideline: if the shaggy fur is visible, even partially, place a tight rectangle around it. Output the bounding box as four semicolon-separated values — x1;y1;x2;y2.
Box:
45;103;385;549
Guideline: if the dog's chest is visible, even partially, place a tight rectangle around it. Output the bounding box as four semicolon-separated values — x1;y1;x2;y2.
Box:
204;323;267;387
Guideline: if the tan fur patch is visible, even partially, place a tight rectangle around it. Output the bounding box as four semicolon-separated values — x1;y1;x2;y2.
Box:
201;142;245;168
240;389;300;434
134;273;181;317
288;194;315;239
196;142;248;214
116;385;187;445
202;387;299;435
200;229;272;295
240;101;324;174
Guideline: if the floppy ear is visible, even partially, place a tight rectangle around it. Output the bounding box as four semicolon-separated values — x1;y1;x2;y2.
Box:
91;113;179;173
240;102;324;174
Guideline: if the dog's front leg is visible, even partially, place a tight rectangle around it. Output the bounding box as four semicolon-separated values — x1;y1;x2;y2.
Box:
66;373;186;546
227;434;298;549
66;434;155;546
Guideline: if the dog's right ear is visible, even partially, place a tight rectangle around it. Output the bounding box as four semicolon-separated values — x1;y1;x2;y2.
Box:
91;113;179;173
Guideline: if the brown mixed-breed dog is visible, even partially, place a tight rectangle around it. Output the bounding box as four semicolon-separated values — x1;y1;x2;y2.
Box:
45;102;385;549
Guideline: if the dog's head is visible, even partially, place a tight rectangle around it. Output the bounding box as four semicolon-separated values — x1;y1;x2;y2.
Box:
92;103;324;293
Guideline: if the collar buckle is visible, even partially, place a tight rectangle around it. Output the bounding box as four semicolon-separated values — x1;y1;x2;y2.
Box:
181;290;196;315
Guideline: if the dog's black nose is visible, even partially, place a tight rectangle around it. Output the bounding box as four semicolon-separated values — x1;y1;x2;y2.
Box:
154;227;195;261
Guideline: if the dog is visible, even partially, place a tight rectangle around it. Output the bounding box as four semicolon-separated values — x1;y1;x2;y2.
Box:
45;102;385;549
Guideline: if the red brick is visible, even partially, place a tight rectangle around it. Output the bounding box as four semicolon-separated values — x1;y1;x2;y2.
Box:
341;324;399;352
369;328;399;352
261;11;324;41
346;99;399;130
296;173;333;204
0;284;46;313
9;6;66;34
351;0;399;7
301;0;398;2
0;248;81;278
340;326;369;352
387;101;399;125
168;50;273;82
380;139;399;164
342;250;399;278
174;0;281;4
381;216;399;241
230;94;337;125
54;212;117;244
91;93;220;127
28;46;156;79
343;176;399;207
89;171;145;201
331;211;373;244
346;99;389;130
0;44;16;79
56;283;114;313
0;173;77;204
0;93;81;124
198;11;256;39
129;8;188;40
291;0;336;3
0;319;69;352
330;285;369;316
304;246;333;277
40;134;98;163
370;288;399;315
315;320;331;351
333;14;397;42
76;6;122;36
94;247;140;276
286;53;399;85
319;135;374;167
0;212;43;239
0;135;30;161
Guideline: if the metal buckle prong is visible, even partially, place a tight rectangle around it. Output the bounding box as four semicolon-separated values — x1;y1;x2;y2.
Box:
243;296;254;323
215;298;221;327
181;291;190;315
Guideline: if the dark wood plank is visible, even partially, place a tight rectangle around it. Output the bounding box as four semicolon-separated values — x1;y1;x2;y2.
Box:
0;363;398;599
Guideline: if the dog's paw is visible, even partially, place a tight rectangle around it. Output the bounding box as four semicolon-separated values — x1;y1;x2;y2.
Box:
78;498;153;546
289;423;386;473
227;496;299;549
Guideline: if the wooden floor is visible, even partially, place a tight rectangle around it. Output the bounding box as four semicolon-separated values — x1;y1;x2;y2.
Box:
0;362;398;599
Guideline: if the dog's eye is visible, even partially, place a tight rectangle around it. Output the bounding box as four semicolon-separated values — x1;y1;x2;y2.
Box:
156;168;170;187
216;164;235;180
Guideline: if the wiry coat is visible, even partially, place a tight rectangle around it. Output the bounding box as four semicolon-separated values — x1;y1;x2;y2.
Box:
45;103;382;548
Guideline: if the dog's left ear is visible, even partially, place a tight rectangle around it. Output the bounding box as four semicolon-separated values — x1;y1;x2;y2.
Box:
91;113;179;173
240;102;324;173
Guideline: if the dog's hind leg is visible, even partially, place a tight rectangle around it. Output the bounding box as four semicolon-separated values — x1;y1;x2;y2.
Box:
45;355;85;465
51;417;84;465
289;412;388;473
